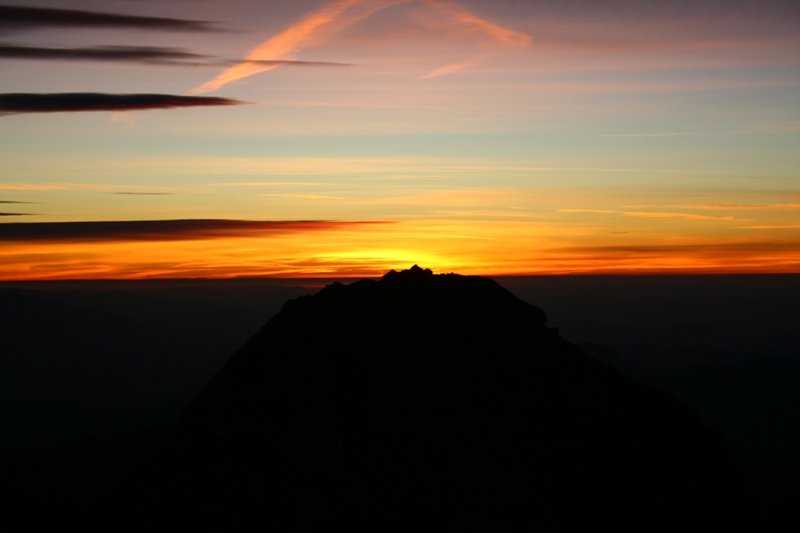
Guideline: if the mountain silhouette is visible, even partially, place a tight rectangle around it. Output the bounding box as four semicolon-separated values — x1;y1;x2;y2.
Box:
116;266;750;529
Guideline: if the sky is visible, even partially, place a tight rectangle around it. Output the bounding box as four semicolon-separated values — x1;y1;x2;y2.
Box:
0;0;799;279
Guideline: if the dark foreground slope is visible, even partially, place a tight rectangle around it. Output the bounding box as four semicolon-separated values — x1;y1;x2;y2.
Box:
117;267;748;529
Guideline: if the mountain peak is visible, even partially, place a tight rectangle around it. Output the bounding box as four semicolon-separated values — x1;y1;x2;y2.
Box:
129;270;749;529
382;264;433;278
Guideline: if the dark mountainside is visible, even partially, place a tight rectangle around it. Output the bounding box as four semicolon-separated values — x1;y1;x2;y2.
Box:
107;266;748;529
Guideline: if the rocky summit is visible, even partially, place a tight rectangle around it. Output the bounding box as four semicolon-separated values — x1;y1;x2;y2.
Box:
121;266;749;529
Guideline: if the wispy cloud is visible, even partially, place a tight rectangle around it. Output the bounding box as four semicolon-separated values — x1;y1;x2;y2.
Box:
193;0;367;94
216;181;328;187
0;5;223;33
0;219;393;243
111;192;174;196
558;207;735;221
622;211;735;220
0;200;32;203
601;132;699;138
424;0;531;48
0;93;245;115
193;0;530;94
0;212;36;216
677;203;800;210
557;208;618;214
261;193;352;200
417;55;485;79
0;183;64;191
745;224;800;229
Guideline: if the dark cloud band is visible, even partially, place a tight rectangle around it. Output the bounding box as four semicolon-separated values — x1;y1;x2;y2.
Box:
0;45;353;67
0;44;209;64
0;212;35;216
0;219;391;242
0;5;221;33
0;93;245;114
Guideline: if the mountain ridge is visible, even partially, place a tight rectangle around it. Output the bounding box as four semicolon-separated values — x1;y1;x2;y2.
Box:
113;266;750;529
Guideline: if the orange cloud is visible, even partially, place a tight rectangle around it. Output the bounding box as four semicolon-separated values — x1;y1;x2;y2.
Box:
423;0;531;48
678;203;800;210
417;54;486;79
192;0;367;94
557;208;736;221
192;0;530;94
622;211;735;221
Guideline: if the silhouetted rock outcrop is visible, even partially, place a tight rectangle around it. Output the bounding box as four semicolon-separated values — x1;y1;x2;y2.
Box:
122;267;749;529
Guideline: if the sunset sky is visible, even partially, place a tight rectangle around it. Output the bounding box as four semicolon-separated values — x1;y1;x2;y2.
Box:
1;0;799;278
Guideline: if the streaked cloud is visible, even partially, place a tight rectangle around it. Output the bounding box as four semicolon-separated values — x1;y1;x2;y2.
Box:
677;203;800;210
0;219;392;243
417;55;485;79
557;208;618;214
193;0;531;94
0;44;209;65
0;44;353;67
192;0;367;94
558;208;736;220
601;132;699;138
0;212;35;216
261;194;353;200
622;211;735;221
0;93;245;115
0;4;223;33
745;224;800;229
112;192;175;196
424;0;531;48
0;184;65;191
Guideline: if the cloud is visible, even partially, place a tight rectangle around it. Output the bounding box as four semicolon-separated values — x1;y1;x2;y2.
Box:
557;208;618;214
557;208;735;220
192;0;530;94
601;132;699;138
677;203;800;210
0;44;209;64
745;224;800;229
0;200;31;203
622;211;735;220
0;212;35;216
566;241;800;257
261;193;352;200
0;93;245;115
417;55;485;79
424;0;531;48
192;0;367;94
0;219;392;243
245;59;353;67
0;44;354;67
0;4;222;33
112;192;174;196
